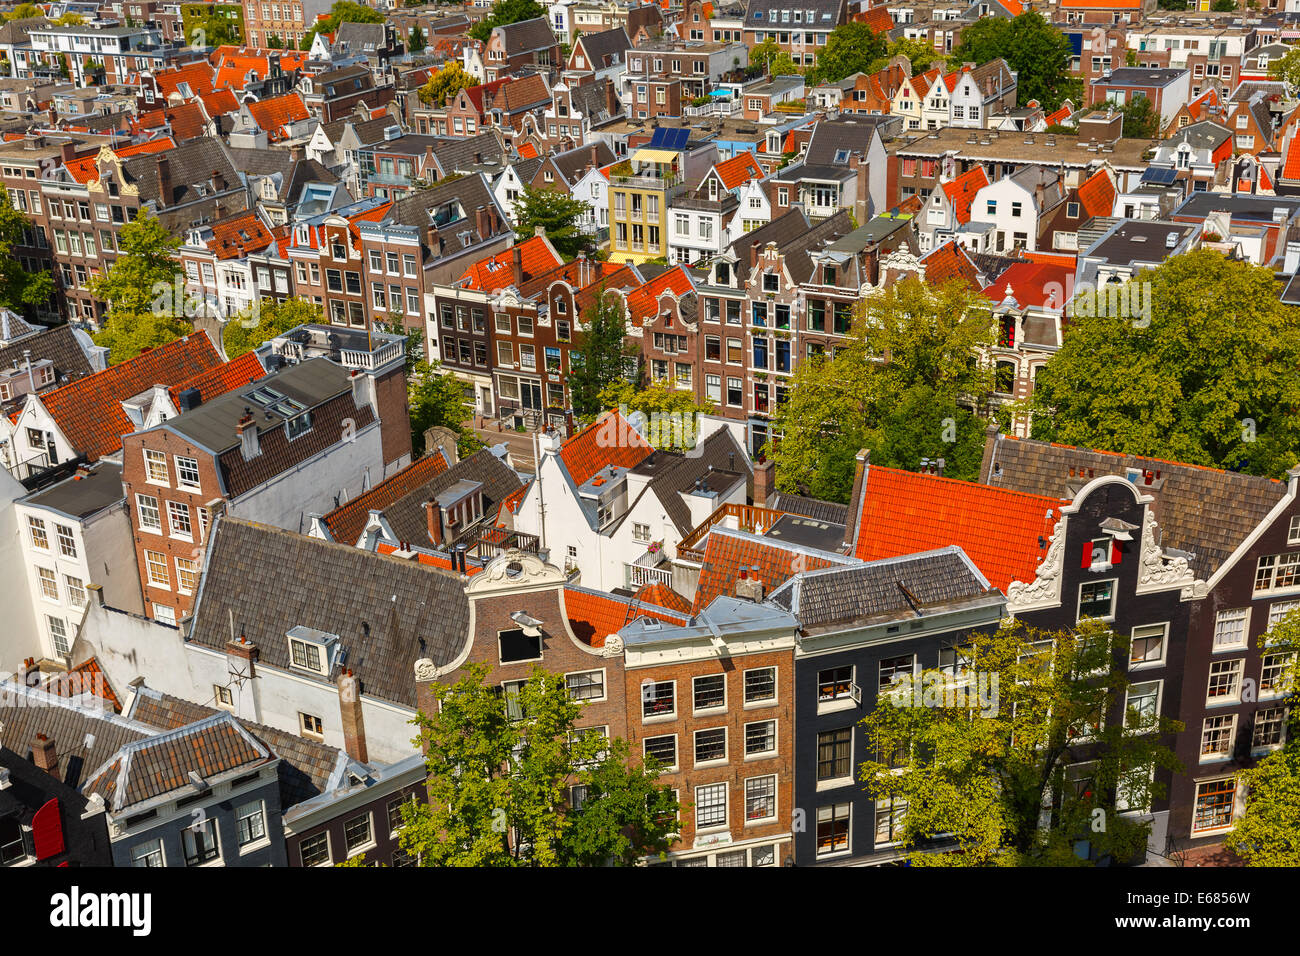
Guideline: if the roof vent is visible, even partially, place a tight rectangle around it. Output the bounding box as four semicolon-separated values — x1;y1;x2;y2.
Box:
1165;231;1179;248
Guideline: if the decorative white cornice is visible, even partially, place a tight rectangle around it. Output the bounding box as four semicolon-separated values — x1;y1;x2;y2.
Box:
1134;508;1207;599
1006;517;1067;614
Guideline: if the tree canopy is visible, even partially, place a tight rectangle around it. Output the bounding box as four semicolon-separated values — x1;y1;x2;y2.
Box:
88;207;183;324
766;277;996;501
860;618;1183;866
408;358;485;459
569;289;634;418
512;184;592;260
398;664;678;866
1031;250;1300;478
0;192;53;313
1268;45;1300;94
222;298;322;360
598;379;716;451
950;12;1073;111
807;23;888;85
418;61;477;107
408;24;426;54
1095;96;1159;138
867;36;951;76
92;312;194;366
467;0;545;43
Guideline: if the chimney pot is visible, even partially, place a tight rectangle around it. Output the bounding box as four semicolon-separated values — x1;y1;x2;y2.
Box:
32;734;58;776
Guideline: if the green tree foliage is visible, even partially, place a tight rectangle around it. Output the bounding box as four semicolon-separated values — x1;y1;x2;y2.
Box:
0;192;53;312
300;0;383;50
748;38;782;75
512;184;592;260
4;3;43;19
766;277;995;501
417;60;476;107
860;618;1183;866
950;12;1072;110
598;379;716;451
398;664;679;866
266;33;284;47
52;12;86;24
1212;0;1237;9
807;23;888;85
1222;612;1300;865
1268;45;1300;95
1095;96;1159;138
93;312;194;366
1031;250;1300;477
408;24;426;54
568;288;632;418
222;298;322;360
769;51;800;76
467;0;545;43
408;358;485;459
868;36;951;75
88;207;182;324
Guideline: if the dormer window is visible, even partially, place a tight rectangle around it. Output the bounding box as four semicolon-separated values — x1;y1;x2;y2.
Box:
288;634;329;674
715;261;730;285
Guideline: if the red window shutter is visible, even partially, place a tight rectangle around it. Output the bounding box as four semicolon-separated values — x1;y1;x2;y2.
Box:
32;798;65;862
1111;541;1123;565
1081;542;1093;569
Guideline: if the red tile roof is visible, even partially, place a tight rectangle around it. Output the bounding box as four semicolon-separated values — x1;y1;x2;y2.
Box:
496;480;530;523
167;351;265;409
40;335;222;461
712;151;762;191
458;235;562;291
921;240;982;290
1282;133;1300;182
211;47;310;90
1076;167;1116;219
324;453;452;545
153;60;216;99
1060;0;1141;6
203;210;276;259
244;92;309;139
42;657;122;713
625;264;694;320
1045;104;1072;126
517;141;539;159
941;165;989;225
564;587;688;647
375;540;481;575
632;581;692;614
984;260;1074;310
692;530;847;614
199;88;240;117
854;6;895;31
853;465;1064;592
464;76;509;113
131;102;208;141
66;136;178;185
559;409;654;486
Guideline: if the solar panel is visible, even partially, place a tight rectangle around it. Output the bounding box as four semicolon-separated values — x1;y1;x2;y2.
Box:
649;126;690;152
1141;167;1178;185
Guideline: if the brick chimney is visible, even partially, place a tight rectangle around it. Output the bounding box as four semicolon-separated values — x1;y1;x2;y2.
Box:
338;669;367;763
424;498;444;546
475;204;489;239
237;412;260;460
157;156;172;204
750;241;759;271
752;457;775;507
32;734;58;776
735;565;764;602
226;633;259;679
512;244;523;285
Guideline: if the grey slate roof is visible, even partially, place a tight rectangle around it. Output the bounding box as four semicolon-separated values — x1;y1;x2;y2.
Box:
0;682;152;790
1166;120;1231;151
20;460;123;519
549;139;615;186
768;546;993;629
981;433;1287;578
496;17;557;56
126;686;348;810
574;27;631;70
124;136;242;211
187;518;471;708
803;116;883;167
732;207;854;285
614;426;752;536
0;324;94;391
380;447;524;543
431;129;507;175
389;171;508;258
771;492;849;525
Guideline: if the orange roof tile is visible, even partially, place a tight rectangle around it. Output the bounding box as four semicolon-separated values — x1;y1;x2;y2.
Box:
458;235;562;291
564;587;688;647
984;260;1074;310
693;530;847;614
1282;134;1300;181
324;453;452;545
921;240;982;290
211;46;309;90
153;60;216;99
131;102;207;141
204;210;276;259
941;165;989;224
199;88;240;117
712;151;762;191
625;265;694;320
560;409;654;486
244;92;308;140
1076;167;1115;219
632;581;692;615
517;141;539;159
853;465;1063;592
66;136;177;184
496;481;530;523
855;6;895;31
40;335;223;461
1060;0;1141;6
43;658;121;713
167;352;265;409
1045;104;1072;126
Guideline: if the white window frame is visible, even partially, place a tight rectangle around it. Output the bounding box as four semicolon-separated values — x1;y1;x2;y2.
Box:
692;673;727;715
693;726;728;767
143;448;169;485
174;455;201;491
743;774;777;825
1077;578;1117;622
564;668;606;703
1212;607;1250;651
1128;622;1168;669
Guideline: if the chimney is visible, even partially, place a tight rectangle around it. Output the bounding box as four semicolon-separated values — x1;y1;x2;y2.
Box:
840;449;870;553
736;566;764;602
59;141;77;162
32;734;58;777
979;421;1001;483
752;456;775;507
226;634;259;679
512;244;523;285
338;669;368;764
475;204;488;239
237;411;260;460
424;498;444;546
589;143;598;170
157;156;172;204
750;241;759;271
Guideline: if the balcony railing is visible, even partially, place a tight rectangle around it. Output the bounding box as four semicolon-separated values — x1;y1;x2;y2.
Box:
449;519;541;562
627;548;672;588
676;502;788;563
